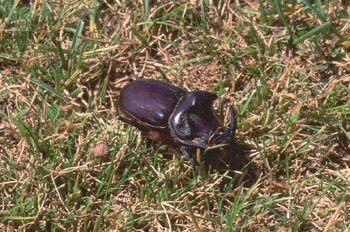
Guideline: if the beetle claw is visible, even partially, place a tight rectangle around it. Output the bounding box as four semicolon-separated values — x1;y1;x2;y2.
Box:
180;146;199;172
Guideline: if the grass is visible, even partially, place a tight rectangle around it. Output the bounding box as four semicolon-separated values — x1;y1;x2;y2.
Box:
1;0;350;231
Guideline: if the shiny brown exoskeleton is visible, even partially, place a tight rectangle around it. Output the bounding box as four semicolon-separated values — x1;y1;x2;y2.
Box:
117;79;236;171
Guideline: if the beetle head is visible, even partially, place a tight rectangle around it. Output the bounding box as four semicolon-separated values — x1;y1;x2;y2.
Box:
208;105;236;148
169;91;219;148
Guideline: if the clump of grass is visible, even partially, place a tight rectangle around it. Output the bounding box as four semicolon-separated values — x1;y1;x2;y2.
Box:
1;0;350;231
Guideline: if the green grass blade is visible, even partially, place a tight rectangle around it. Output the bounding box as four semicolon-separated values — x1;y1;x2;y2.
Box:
292;21;330;45
274;0;289;27
30;77;69;103
302;0;344;40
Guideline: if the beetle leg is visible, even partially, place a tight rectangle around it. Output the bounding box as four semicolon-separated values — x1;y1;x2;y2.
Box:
145;140;164;155
180;146;198;172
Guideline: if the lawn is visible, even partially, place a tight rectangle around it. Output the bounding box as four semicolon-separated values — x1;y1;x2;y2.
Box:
1;0;350;231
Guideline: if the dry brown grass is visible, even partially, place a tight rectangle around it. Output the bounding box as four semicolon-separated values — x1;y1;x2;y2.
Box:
1;0;350;231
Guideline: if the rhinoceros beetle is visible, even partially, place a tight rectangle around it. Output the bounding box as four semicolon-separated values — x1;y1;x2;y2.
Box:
117;78;236;171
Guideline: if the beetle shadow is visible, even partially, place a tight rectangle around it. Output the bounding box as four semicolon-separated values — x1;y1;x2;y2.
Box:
143;136;258;190
202;139;258;189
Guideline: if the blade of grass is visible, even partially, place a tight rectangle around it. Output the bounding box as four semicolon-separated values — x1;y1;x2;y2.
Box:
167;55;212;71
292;21;330;45
239;90;256;119
302;0;344;40
143;0;150;21
274;0;289;27
30;77;69;103
258;0;268;24
131;26;148;45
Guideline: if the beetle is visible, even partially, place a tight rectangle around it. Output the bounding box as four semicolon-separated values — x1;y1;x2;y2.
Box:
117;78;236;171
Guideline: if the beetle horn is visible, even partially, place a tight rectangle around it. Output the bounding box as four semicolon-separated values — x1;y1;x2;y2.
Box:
208;105;236;147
